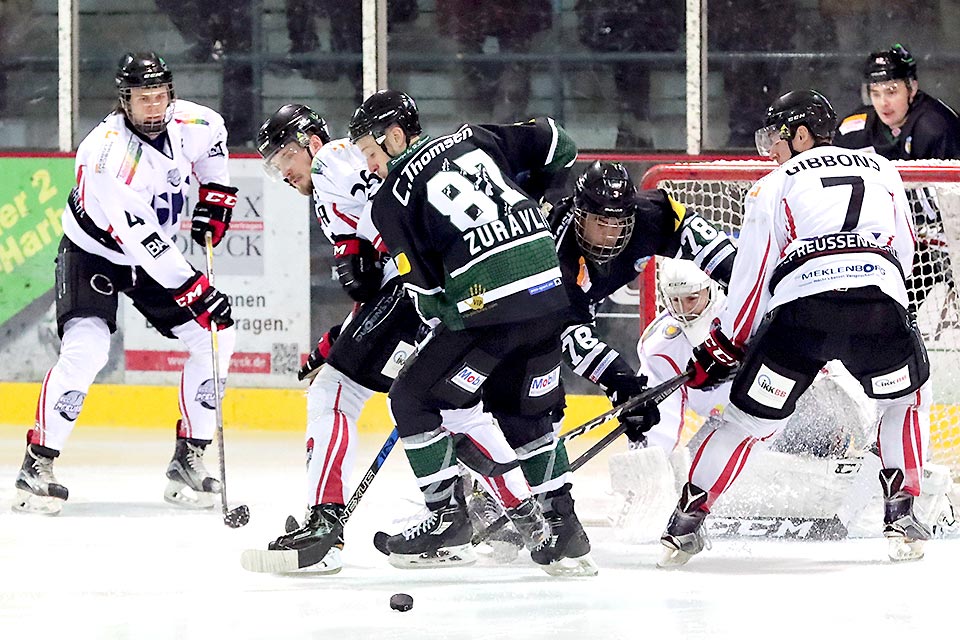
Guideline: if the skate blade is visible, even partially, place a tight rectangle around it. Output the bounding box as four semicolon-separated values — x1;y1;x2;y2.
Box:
164;480;215;509
387;544;477;569
657;542;695;568
11;489;64;515
886;536;926;562
539;553;599;577
240;547;343;575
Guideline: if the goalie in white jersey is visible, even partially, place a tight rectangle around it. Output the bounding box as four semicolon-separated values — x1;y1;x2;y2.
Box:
251;103;542;573
13;52;239;515
658;89;933;566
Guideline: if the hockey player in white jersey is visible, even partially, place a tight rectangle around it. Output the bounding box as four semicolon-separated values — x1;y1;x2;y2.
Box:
658;89;933;566
251;104;545;573
13;52;239;515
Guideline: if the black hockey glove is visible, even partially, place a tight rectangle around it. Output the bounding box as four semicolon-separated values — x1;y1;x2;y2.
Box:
298;325;343;381
191;182;238;247
172;272;233;330
600;371;661;444
333;236;384;303
688;319;743;390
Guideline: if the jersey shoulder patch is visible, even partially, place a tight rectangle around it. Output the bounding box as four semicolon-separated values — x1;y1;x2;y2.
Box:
838;113;868;135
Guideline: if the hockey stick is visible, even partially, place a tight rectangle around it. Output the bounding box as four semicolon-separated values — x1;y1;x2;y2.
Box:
240;428;400;573
471;368;694;546
204;233;250;529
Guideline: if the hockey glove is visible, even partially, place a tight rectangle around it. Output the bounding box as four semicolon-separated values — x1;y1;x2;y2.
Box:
333;235;384;303
172;272;233;330
298;325;343;381
600;371;661;444
191;182;238;247
688;319;743;390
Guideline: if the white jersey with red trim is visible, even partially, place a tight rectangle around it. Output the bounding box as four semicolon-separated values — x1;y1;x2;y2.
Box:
721;146;915;347
638;312;731;451
309;137;397;280
62;99;230;289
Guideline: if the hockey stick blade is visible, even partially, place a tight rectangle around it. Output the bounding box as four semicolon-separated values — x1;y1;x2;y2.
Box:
472;369;693;546
240;429;400;573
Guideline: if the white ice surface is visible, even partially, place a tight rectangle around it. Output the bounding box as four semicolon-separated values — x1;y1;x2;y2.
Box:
1;426;957;640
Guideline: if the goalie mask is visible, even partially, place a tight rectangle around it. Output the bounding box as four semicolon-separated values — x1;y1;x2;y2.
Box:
572;161;637;264
657;258;723;345
116;51;175;138
755;89;836;157
256;103;331;182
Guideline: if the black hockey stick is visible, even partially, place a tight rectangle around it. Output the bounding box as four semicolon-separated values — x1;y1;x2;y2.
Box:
240;428;400;572
471;368;694;546
204;233;250;529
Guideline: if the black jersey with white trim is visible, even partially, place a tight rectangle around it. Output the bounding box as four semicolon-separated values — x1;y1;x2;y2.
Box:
834;91;960;160
371;118;577;330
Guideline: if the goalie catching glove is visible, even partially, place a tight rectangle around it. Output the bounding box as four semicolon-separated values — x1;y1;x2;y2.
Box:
688;319;743;390
333;236;385;303
172;272;233;330
191;182;238;247
298;325;343;381
599;371;661;443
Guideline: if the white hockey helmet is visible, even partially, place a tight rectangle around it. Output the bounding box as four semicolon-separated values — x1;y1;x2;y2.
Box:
656;258;723;344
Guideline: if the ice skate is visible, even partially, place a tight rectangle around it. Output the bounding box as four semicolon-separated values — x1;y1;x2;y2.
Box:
384;501;476;569
659;483;710;568
241;504;345;574
164;435;221;509
467;484;525;563
529;488;598;577
12;441;69;515
880;468;932;562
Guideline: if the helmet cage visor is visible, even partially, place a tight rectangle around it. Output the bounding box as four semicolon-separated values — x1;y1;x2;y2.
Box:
573;208;635;263
119;83;175;136
661;286;713;325
261;139;309;182
755;123;790;156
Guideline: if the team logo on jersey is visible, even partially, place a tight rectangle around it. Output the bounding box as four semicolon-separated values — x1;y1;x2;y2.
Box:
746;365;795;410
662;324;682;339
141;232;171;259
306;437;314;469
450;365;487;393
166;169;181;187
528;365;561;398
53;390;86;421
207;141;225;158
467;284;485;310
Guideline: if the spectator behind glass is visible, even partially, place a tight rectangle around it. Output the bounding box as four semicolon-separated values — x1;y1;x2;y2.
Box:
155;1;256;144
834;43;960;315
575;0;683;149
282;1;418;100
437;0;553;123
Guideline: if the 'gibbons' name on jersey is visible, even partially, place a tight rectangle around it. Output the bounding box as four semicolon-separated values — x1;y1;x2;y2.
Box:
785;152;881;176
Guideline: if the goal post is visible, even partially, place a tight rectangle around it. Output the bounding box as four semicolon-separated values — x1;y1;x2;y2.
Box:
639;159;960;477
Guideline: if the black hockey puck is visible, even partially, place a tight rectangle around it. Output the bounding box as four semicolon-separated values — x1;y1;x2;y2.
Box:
390;593;413;612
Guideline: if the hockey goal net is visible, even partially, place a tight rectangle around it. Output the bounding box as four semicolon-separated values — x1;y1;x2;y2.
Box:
640;160;960;479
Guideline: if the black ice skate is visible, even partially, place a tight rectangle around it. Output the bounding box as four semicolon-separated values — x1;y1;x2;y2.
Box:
384;501;476;569
13;440;69;515
241;504;345;574
529;488;598;577
659;483;710;568
164;435;221;509
467;484;525;563
880;468;932;562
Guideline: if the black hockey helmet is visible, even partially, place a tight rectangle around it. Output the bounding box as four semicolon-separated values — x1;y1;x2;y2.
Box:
256;103;331;161
348;90;422;145
571;161;637;263
115;51;175;136
755;89;836;155
863;44;917;85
